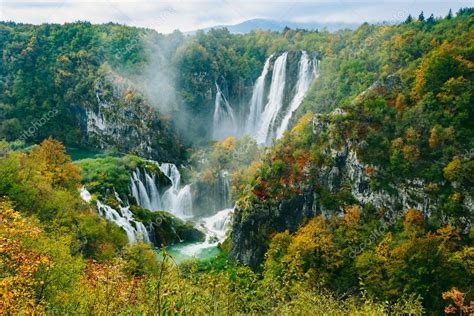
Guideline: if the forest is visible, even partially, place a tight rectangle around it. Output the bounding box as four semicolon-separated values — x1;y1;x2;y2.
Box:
1;7;473;315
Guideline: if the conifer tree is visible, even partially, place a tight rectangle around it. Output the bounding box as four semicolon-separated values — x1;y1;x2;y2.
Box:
446;9;453;19
418;11;425;21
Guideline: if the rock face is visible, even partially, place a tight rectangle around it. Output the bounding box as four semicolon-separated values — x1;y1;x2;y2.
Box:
79;80;184;162
230;190;317;269
229;142;441;270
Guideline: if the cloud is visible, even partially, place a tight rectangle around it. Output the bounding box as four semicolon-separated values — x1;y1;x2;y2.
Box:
1;0;472;33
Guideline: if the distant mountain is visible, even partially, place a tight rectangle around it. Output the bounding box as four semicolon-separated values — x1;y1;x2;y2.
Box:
189;18;360;34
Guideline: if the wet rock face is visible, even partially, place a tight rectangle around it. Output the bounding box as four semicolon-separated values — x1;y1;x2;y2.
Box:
78;81;184;162
229;190;316;270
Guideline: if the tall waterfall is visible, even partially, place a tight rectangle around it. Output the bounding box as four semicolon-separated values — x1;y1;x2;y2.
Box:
245;55;272;135
276;52;319;138
80;187;150;243
255;52;288;145
213;83;237;140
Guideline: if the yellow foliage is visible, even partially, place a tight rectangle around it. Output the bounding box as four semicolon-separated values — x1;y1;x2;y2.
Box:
124;90;135;103
343;205;361;226
391;137;404;149
215;136;236;152
429;127;439;148
291;112;314;135
405;127;419;143
394;93;405;112
0;202;49;313
29;137;81;189
443;157;462;182
402;144;420;163
403;208;424;230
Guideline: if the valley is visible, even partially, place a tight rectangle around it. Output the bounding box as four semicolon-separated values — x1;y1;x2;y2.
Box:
1;8;473;314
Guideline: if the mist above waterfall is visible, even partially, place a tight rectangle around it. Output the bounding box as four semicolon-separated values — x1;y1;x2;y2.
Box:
212;83;238;140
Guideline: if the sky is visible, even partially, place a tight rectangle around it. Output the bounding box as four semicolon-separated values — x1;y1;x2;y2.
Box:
1;0;472;33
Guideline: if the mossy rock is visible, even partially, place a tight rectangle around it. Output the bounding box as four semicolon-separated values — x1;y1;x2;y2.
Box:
130;206;205;247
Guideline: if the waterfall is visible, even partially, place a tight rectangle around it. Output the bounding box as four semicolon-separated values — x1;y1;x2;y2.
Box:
80;187;150;243
159;163;181;190
220;170;232;209
80;187;92;203
158;163;193;219
177;208;233;257
245;55;273;135
255;52;288;145
276;52;319;138
213;82;237;140
128;162;193;219
130;168;162;211
146;173;162;211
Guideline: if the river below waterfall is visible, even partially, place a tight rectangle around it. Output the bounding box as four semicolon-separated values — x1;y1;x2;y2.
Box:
164;208;233;263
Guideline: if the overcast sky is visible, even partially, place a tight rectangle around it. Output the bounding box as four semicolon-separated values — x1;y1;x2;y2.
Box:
1;0;471;33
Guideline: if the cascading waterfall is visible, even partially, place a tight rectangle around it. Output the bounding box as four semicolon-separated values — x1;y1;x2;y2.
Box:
159;163;193;219
159;163;181;190
245;55;273;135
80;187;150;243
177;208;233;257
129;162;193;219
146;172;161;211
255;52;288;145
276;52;319;138
130;168;162;211
213;82;237;140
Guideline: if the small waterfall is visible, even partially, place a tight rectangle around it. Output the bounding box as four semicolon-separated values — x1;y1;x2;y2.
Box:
276;52;319;138
204;208;233;241
80;187;150;243
245;55;273;135
213;82;237;140
159;163;193;219
130;168;162;211
159;163;181;190
255;52;288;145
178;208;233;257
80;187;92;203
146;173;162;211
220;170;232;209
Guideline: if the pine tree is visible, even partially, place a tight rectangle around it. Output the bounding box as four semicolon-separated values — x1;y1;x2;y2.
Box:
446;9;453;19
427;14;436;26
418;11;425;22
405;14;413;23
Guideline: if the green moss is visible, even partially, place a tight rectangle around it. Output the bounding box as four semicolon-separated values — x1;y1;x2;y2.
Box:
130;205;205;246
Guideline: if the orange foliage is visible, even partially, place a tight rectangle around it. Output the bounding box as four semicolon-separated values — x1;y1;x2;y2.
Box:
0;202;51;313
29;137;81;189
442;287;472;315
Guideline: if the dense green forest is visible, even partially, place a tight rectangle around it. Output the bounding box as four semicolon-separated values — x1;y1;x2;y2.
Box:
1;8;473;315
